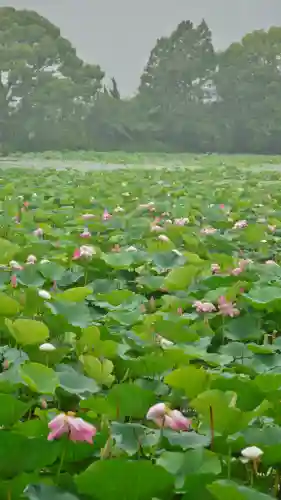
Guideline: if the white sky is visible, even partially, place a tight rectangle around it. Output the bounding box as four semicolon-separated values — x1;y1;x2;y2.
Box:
1;0;281;95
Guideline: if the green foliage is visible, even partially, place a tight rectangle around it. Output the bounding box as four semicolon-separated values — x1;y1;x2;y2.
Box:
0;155;280;498
0;7;280;154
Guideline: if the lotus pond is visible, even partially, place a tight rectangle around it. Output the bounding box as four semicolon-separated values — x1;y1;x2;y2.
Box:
1;163;281;499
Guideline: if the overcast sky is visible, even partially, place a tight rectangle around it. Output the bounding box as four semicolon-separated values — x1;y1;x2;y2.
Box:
1;0;281;95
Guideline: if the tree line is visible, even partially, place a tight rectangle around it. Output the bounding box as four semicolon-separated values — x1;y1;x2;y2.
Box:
1;7;281;155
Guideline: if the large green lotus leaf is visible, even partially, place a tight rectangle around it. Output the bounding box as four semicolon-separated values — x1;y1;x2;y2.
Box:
107;309;142;326
211;374;263;411
6;318;49;345
57;270;84;287
151;251;185;270
242;224;267;243
163;266;199;291
76;459;174;500
46;300;92;328
94;289;141;308
125;352;177;377
17;266;45;287
20;362;59;394
244;286;281;309
0;431;59;478
0;238;20;263
58;286;92;302
57;365;100;395
154;317;199;343
136;275;164;291
77;325;101;351
208;480;274;500
111;422;160;456
101;252;135;268
225;316;263;342
80;394;116;418
157;448;221;490
255;372;281;392
163;429;211;450
80;355;114;387
38;262;65;281
190;390;245;435
0;270;11;289
25;484;80;500
165;366;210;398
0;473;40;500
108;382;155;418
0;393;31;426
0;292;20;315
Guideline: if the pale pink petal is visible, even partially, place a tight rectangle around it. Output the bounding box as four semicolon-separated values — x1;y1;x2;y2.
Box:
146;403;166;420
169;410;191;431
47;414;68;440
68;417;96;444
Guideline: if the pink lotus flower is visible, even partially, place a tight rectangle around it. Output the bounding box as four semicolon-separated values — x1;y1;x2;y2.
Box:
82;213;95;220
26;255;37;265
177;307;183;315
48;412;96;443
102;209;112;221
219;204;225;209
174;218;189;226
146;403;191;431
11;275;17;288
231;259;252;276
73;245;95;260
193;300;216;313
73;248;81;260
33;228;44;237
232;267;243;276
233;220;248;229
80;228;91;238
211;263;220;274
218;296;239;317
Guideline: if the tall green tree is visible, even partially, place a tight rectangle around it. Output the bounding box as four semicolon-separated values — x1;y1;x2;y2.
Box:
137;19;216;151
0;7;104;151
214;27;281;153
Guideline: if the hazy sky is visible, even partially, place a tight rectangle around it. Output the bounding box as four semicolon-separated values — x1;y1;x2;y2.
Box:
1;0;281;95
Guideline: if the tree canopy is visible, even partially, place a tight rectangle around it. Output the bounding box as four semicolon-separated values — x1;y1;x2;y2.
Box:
0;7;281;154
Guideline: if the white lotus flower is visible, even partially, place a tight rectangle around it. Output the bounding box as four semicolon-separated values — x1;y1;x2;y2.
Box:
26;255;37;264
82;213;95;220
9;260;23;270
33;227;44;237
158;234;170;242
156;335;174;348
241;446;263;461
80;245;96;258
172;249;182;256
39;343;56;351
38;290;51;300
126;246;137;252
114;205;125;213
